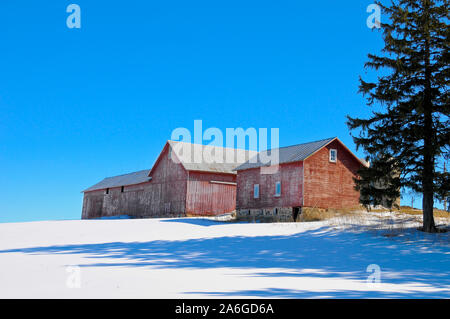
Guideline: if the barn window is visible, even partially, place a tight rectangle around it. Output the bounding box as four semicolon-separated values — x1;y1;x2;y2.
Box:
329;149;337;163
275;182;281;197
168;147;172;160
106;188;109;194
254;184;259;199
121;186;124;193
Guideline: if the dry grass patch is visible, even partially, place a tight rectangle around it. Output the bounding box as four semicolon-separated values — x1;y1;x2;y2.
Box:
299;207;362;222
297;206;448;239
370;206;449;218
398;206;449;218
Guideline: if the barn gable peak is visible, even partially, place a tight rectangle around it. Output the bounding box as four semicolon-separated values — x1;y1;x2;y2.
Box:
235;137;366;171
148;140;258;176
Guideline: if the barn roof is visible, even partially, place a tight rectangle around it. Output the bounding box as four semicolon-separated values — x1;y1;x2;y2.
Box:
83;141;258;192
148;141;259;176
235;137;365;170
83;169;151;192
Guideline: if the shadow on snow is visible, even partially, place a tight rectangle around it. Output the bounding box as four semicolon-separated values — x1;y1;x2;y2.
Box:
1;224;449;298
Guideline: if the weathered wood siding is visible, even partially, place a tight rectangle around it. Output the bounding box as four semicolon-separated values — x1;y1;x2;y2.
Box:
81;190;105;219
186;172;237;215
82;145;188;219
303;140;361;209
143;145;188;216
82;143;241;218
100;182;149;217
236;162;303;210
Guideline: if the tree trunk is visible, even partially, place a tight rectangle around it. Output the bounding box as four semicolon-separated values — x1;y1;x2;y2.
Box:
422;187;436;232
422;106;436;232
422;76;435;232
421;18;436;233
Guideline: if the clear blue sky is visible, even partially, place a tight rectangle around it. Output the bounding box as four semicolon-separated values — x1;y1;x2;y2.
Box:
0;1;435;223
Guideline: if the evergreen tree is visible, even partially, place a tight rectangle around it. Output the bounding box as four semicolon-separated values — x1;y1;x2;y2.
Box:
347;0;449;232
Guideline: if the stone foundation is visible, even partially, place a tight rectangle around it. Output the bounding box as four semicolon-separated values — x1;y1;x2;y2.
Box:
236;207;300;223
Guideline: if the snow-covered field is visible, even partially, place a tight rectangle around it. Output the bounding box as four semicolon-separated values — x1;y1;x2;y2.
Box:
0;213;449;298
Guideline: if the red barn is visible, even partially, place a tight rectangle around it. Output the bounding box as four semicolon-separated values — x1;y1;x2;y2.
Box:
234;137;367;222
82;141;256;219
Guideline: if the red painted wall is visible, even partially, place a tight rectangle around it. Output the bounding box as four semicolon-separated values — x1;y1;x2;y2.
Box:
235;140;363;211
236;162;304;210
186;171;237;215
145;144;189;215
303;140;361;209
83;142;242;218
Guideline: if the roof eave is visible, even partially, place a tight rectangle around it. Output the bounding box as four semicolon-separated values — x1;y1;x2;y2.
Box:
81;177;152;193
